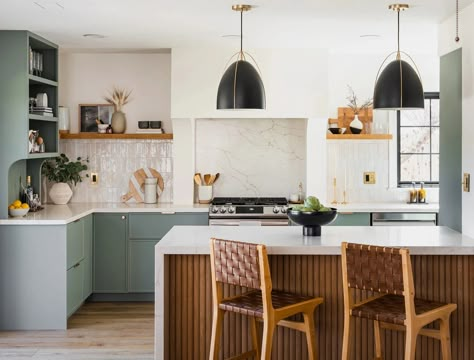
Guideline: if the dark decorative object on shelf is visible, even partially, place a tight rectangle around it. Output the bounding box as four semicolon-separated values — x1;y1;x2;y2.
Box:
287;208;338;236
350;126;362;134
217;5;265;110
373;4;424;110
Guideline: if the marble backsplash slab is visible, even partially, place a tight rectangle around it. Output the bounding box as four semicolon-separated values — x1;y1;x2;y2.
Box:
47;139;173;203
195;118;307;198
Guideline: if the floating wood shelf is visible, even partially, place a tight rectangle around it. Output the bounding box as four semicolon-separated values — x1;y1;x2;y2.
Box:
60;133;173;140
326;134;392;140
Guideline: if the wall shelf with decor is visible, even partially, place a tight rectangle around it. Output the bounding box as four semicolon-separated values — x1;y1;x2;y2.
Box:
326;134;392;140
60;133;173;140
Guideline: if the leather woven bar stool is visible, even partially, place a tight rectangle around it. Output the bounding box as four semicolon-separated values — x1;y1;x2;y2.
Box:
209;238;323;360
341;242;457;360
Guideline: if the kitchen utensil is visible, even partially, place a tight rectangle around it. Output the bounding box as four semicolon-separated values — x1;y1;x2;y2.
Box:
194;173;202;186
213;173;220;184
198;185;213;204
121;168;165;202
204;174;211;186
209;174;216;185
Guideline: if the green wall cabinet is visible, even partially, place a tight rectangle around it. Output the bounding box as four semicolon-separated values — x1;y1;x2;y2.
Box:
329;212;371;226
93;213;128;293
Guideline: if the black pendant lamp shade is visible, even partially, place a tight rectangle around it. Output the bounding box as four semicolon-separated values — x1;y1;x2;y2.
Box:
217;5;266;110
373;4;424;110
217;60;266;109
373;59;424;110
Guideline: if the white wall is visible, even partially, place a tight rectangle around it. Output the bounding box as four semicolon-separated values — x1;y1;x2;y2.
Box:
439;3;474;237
171;47;328;119
59;52;171;134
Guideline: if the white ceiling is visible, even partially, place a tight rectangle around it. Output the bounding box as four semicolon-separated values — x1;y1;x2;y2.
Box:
0;0;472;51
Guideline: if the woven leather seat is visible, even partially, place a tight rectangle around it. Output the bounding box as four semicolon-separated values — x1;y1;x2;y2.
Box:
220;289;317;318
351;294;447;326
209;238;323;360
341;242;457;360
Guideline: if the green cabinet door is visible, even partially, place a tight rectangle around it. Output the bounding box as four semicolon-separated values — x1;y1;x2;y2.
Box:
94;213;128;293
67;262;83;317
128;240;159;292
329;212;370;226
129;213;208;239
67;219;84;269
82;214;93;299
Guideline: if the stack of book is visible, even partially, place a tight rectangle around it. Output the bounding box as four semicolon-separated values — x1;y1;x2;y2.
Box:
30;107;54;117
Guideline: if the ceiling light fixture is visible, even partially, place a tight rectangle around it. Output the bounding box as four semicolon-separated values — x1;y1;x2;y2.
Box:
216;4;266;110
83;34;107;39
373;4;424;110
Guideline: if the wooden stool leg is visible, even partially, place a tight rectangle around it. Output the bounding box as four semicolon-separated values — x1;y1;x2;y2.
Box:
374;320;383;359
209;308;224;360
404;327;418;360
303;310;318;360
342;314;351;360
440;315;452;360
250;316;261;359
261;319;275;360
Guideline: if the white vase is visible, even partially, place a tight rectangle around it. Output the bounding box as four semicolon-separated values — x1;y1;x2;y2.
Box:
111;110;127;134
350;114;363;134
49;182;73;205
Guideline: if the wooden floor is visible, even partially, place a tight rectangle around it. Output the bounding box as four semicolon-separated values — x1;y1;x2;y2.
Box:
0;302;154;360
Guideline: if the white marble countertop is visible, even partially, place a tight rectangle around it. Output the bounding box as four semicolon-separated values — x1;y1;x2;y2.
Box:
155;225;473;256
0;202;209;225
332;202;439;213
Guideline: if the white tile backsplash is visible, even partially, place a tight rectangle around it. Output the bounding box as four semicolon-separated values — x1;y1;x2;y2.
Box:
195;118;307;198
327;140;439;203
49;139;173;203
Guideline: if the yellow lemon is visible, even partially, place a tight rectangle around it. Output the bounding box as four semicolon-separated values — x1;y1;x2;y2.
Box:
21;203;29;209
12;200;22;208
8;205;15;210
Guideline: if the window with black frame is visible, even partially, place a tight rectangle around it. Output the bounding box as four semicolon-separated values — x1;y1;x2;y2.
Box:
398;92;440;186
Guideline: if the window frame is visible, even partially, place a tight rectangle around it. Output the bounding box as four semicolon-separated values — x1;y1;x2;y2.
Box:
397;92;440;187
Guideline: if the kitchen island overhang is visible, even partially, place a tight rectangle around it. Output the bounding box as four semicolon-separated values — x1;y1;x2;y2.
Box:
155;226;474;360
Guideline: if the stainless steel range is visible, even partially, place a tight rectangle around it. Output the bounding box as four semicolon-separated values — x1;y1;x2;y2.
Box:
209;197;289;226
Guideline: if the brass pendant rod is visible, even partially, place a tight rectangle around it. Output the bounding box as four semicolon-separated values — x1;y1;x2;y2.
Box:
397;9;401;59
240;10;243;54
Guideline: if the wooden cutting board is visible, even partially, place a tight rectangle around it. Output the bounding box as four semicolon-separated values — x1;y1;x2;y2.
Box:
121;168;165;203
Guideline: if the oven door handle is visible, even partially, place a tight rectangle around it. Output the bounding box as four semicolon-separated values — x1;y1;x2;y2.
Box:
209;219;288;226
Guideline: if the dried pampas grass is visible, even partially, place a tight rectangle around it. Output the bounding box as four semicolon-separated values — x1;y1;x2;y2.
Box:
104;87;132;111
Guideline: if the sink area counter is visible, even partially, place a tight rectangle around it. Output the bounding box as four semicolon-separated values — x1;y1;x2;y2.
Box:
155;225;474;360
331;202;439;213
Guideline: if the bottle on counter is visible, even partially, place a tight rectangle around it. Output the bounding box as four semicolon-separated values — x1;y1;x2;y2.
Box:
418;182;426;203
25;176;34;204
409;182;417;203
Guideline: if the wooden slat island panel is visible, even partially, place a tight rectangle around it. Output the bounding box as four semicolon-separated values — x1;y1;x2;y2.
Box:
164;255;474;360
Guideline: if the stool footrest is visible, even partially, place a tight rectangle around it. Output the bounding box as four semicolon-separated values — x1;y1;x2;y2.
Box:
226;349;257;360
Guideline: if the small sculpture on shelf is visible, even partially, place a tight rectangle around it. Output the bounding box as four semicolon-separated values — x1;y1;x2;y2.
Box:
28;130;44;153
346;85;373;134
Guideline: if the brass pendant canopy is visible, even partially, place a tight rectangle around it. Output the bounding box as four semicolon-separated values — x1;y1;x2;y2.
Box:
373;4;424;110
216;4;266;110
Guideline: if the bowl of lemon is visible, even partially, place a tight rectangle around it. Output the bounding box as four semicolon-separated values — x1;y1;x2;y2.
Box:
8;200;30;217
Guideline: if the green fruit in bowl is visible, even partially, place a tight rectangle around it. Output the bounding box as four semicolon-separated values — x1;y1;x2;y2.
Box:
304;196;321;211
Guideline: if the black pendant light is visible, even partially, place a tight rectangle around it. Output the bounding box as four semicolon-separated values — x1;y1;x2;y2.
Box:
373;4;424;110
217;4;266;110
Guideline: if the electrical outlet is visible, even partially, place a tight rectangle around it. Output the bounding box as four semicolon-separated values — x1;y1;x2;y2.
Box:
363;172;376;184
90;172;99;185
463;173;470;192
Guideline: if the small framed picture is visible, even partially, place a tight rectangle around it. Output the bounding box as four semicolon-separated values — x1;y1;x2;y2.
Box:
79;104;114;132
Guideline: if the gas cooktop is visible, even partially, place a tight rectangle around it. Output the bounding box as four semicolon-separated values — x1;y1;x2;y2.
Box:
209;197;289;218
211;197;288;206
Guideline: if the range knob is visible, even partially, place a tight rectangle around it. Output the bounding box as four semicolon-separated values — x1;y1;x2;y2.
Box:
273;206;280;214
228;206;235;214
211;206;219;214
281;206;288;214
219;207;227;213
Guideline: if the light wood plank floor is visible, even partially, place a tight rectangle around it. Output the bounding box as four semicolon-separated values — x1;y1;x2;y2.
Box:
0;302;154;359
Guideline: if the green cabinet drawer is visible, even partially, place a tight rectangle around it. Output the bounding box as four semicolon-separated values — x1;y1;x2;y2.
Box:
129;213;208;239
82;214;93;299
93;213;128;293
329;212;370;226
128;240;159;292
67;261;84;317
67;219;84;269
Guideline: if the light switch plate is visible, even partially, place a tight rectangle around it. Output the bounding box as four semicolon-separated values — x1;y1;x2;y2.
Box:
463;173;470;192
363;172;376;184
90;172;98;185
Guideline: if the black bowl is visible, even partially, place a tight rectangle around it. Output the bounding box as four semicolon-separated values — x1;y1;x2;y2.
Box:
287;208;338;236
150;121;162;129
328;128;340;134
138;121;150;129
350;127;362;134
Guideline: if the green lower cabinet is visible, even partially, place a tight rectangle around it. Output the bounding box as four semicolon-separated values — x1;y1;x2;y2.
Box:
93;213;128;293
128;240;160;292
67;261;84;317
329;212;370;226
82;214;93;299
129;213;208;239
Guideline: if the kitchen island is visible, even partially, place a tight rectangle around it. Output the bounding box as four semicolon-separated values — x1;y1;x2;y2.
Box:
155;225;474;360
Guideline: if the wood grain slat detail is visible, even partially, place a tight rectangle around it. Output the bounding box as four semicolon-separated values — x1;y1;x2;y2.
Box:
164;255;474;360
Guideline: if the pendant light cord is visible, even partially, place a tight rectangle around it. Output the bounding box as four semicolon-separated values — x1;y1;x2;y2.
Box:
455;0;460;42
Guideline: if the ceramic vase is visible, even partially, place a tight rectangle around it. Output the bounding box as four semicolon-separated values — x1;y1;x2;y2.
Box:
350;114;363;134
49;182;73;205
111;110;126;134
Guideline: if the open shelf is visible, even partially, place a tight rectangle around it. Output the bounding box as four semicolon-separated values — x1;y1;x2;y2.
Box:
60;133;173;140
28;74;58;87
326;134;393;140
29;114;58;122
27;152;59;159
